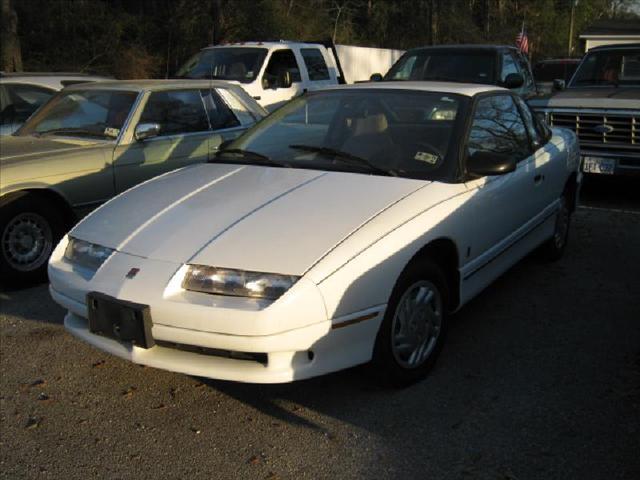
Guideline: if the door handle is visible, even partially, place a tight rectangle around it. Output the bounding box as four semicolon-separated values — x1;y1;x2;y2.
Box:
534;174;544;184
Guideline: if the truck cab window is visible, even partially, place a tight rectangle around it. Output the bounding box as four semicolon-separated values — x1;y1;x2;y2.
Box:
263;50;301;89
301;48;330;81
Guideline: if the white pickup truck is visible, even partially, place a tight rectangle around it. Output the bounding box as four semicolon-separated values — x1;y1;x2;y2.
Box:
176;41;404;110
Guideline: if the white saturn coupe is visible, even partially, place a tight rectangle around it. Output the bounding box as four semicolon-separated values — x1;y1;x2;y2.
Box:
49;82;581;386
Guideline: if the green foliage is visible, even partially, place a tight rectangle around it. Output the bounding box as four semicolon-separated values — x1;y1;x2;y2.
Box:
12;0;639;78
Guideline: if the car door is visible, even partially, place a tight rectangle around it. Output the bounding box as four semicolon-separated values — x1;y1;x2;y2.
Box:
258;49;304;111
112;89;212;194
461;93;541;293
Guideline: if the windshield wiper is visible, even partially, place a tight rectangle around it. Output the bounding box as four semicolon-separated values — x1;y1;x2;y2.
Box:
36;127;108;138
212;148;289;168
289;144;396;177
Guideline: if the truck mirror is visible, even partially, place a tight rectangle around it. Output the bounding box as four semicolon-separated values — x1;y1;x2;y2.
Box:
278;70;292;89
370;73;383;82
504;73;524;89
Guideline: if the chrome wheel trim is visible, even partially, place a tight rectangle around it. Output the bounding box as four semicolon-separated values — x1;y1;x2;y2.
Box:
554;197;570;250
391;280;443;369
1;212;53;272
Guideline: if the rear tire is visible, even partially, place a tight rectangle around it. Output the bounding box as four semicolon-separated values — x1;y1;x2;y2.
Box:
371;259;449;388
0;194;66;285
540;194;571;262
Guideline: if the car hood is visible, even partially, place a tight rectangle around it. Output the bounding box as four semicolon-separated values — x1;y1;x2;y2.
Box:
0;135;104;165
72;163;428;275
529;87;640;110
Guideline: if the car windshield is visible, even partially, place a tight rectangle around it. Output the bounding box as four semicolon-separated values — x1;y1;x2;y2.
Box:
17;89;138;139
176;47;268;83
215;89;466;180
385;50;496;84
570;49;640;87
533;61;579;82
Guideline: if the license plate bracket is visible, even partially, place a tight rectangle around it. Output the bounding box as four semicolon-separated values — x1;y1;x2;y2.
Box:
582;156;615;175
87;292;155;349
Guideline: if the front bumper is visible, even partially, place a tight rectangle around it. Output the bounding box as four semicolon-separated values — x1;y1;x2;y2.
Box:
48;237;384;383
581;151;640;177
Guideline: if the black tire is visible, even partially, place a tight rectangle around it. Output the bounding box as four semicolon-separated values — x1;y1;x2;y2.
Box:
0;194;66;286
370;258;449;388
540;193;571;262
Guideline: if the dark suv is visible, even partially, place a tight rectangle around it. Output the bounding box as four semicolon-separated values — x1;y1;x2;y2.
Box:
380;45;536;98
530;44;640;176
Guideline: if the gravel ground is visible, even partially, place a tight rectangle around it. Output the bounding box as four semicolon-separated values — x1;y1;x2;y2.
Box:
1;179;639;480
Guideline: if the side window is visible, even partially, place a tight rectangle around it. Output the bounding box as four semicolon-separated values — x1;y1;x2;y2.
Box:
300;48;330;81
501;52;519;83
139;90;209;136
263;49;301;88
200;89;240;130
514;96;544;148
2;84;55;125
514;52;534;89
467;95;531;162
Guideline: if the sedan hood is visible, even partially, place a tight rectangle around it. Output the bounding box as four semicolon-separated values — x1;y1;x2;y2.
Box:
72;164;427;275
0;135;102;164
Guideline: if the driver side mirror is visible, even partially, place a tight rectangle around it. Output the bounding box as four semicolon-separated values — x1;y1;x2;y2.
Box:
553;79;566;91
504;73;524;89
467;150;516;177
134;122;161;141
369;73;383;82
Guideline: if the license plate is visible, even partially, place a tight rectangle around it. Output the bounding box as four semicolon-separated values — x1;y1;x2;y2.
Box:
87;292;155;349
582;156;615;175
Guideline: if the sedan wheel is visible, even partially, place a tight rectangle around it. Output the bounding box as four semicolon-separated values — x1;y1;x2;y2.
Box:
2;212;53;272
391;280;443;369
371;259;449;387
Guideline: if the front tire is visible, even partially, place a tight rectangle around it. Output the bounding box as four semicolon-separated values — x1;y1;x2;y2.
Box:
371;259;449;387
0;194;65;285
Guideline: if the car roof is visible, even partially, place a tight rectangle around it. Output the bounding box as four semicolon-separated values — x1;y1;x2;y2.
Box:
61;79;242;92
323;80;506;97
0;73;111;89
406;44;517;53
588;43;640;51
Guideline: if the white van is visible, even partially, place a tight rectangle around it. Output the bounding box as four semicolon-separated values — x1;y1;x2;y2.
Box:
176;41;404;110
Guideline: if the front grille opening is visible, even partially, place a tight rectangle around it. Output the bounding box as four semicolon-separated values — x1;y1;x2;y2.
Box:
156;340;268;365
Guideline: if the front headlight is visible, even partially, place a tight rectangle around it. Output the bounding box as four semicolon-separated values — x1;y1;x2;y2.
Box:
64;237;114;271
182;265;299;300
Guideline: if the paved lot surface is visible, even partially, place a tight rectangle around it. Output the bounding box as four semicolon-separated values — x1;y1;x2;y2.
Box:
1;178;639;480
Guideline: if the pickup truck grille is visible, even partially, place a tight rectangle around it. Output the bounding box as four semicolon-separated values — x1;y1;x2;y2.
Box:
549;112;638;154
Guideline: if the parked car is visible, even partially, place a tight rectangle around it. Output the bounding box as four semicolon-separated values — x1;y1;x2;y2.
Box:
48;81;581;386
532;58;581;96
176;41;404;110
0;80;266;283
0;72;111;135
530;44;639;176
379;45;537;98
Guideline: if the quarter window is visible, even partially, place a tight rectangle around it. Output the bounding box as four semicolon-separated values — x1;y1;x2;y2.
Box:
467;95;531;162
139;90;210;136
301;48;330;81
200;89;240;130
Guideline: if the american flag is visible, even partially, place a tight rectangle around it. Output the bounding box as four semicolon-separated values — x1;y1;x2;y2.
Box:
516;25;529;55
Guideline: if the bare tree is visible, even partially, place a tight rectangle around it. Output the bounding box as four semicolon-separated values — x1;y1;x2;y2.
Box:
0;0;22;72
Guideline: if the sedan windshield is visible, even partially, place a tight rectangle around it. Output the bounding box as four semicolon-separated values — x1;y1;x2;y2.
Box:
570;49;640;87
386;50;496;85
176;47;268;83
17;89;138;139
216;89;466;180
